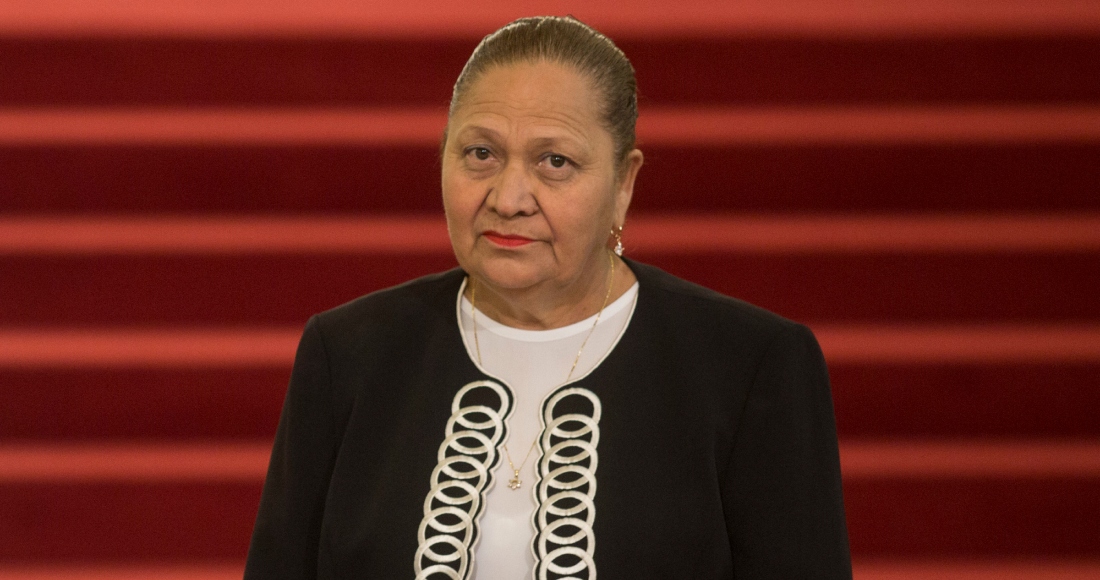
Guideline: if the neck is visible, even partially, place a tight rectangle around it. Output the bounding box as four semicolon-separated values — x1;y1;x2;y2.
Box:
467;253;634;330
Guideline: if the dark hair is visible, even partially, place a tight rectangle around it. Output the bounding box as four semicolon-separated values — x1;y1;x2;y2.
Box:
448;16;638;164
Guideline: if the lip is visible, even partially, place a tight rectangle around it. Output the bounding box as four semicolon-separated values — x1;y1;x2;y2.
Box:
482;230;535;248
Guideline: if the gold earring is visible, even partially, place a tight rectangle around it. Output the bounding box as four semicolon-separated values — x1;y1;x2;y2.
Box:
612;225;624;256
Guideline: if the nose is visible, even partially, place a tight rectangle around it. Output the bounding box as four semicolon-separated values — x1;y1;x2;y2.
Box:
486;160;539;217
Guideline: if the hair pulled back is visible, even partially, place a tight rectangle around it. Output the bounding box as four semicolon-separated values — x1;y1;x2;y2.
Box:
449;16;638;164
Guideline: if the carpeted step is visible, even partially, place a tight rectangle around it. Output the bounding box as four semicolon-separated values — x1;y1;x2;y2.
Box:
3;143;1098;213
2;35;1098;107
4;561;1100;580
831;364;1100;438
1;441;1097;561
0;564;244;580
0;368;287;441
0;482;258;560
2;250;1096;326
844;440;1100;558
0;443;263;562
2;363;1098;441
853;560;1100;580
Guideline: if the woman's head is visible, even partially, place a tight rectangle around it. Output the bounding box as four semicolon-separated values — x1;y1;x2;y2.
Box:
441;17;644;307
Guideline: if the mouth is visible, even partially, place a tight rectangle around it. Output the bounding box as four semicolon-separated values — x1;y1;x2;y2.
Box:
482;230;535;248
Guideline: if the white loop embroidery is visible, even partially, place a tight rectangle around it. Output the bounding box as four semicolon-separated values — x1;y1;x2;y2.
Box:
534;387;601;580
415;380;511;580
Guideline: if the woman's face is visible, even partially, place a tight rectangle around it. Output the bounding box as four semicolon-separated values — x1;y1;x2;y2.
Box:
442;60;642;296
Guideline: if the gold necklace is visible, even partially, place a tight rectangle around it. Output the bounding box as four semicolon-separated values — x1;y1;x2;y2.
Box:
470;250;616;490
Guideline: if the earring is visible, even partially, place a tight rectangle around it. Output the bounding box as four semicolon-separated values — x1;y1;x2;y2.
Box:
611;225;624;256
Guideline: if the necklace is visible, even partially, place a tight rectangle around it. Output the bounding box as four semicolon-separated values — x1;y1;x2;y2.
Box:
470;250;616;490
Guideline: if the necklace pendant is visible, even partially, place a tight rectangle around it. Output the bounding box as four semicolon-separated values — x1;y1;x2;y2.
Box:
508;471;522;490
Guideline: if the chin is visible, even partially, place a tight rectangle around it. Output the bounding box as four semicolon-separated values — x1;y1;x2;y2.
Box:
472;257;551;291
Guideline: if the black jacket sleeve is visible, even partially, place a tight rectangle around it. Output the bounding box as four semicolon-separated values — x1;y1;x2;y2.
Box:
244;316;343;579
723;323;852;578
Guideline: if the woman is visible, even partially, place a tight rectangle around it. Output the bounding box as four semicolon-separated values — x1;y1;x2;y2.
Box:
245;16;851;580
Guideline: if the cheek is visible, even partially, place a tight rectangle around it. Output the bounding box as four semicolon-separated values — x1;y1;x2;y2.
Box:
551;186;616;250
441;170;479;231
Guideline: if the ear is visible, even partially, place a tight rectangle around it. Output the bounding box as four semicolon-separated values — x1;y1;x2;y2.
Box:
613;148;644;227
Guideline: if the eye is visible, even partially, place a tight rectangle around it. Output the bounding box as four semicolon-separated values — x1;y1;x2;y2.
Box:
537;153;576;181
469;147;491;161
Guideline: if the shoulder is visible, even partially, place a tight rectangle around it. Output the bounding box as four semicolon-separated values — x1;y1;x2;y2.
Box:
628;259;803;342
305;268;466;357
316;267;464;323
626;259;823;388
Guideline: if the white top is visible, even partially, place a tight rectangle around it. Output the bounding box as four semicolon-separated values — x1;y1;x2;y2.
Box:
457;280;639;579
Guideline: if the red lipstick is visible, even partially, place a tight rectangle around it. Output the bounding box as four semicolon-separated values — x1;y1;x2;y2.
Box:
483;231;534;247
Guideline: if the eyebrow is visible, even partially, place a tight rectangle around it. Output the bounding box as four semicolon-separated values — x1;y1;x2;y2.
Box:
454;125;503;142
456;123;586;144
529;134;584;147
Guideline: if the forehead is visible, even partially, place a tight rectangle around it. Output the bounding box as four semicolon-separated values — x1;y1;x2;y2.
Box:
450;60;608;145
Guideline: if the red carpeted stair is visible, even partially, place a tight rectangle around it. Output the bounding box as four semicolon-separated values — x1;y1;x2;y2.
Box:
2;1;1099;578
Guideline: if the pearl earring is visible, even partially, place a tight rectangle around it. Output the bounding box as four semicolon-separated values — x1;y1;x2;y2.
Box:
612;226;624;256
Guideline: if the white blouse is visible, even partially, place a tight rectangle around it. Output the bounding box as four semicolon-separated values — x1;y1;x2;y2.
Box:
457;280;639;579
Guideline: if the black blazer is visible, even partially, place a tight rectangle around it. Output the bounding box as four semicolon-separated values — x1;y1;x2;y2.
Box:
245;260;851;579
